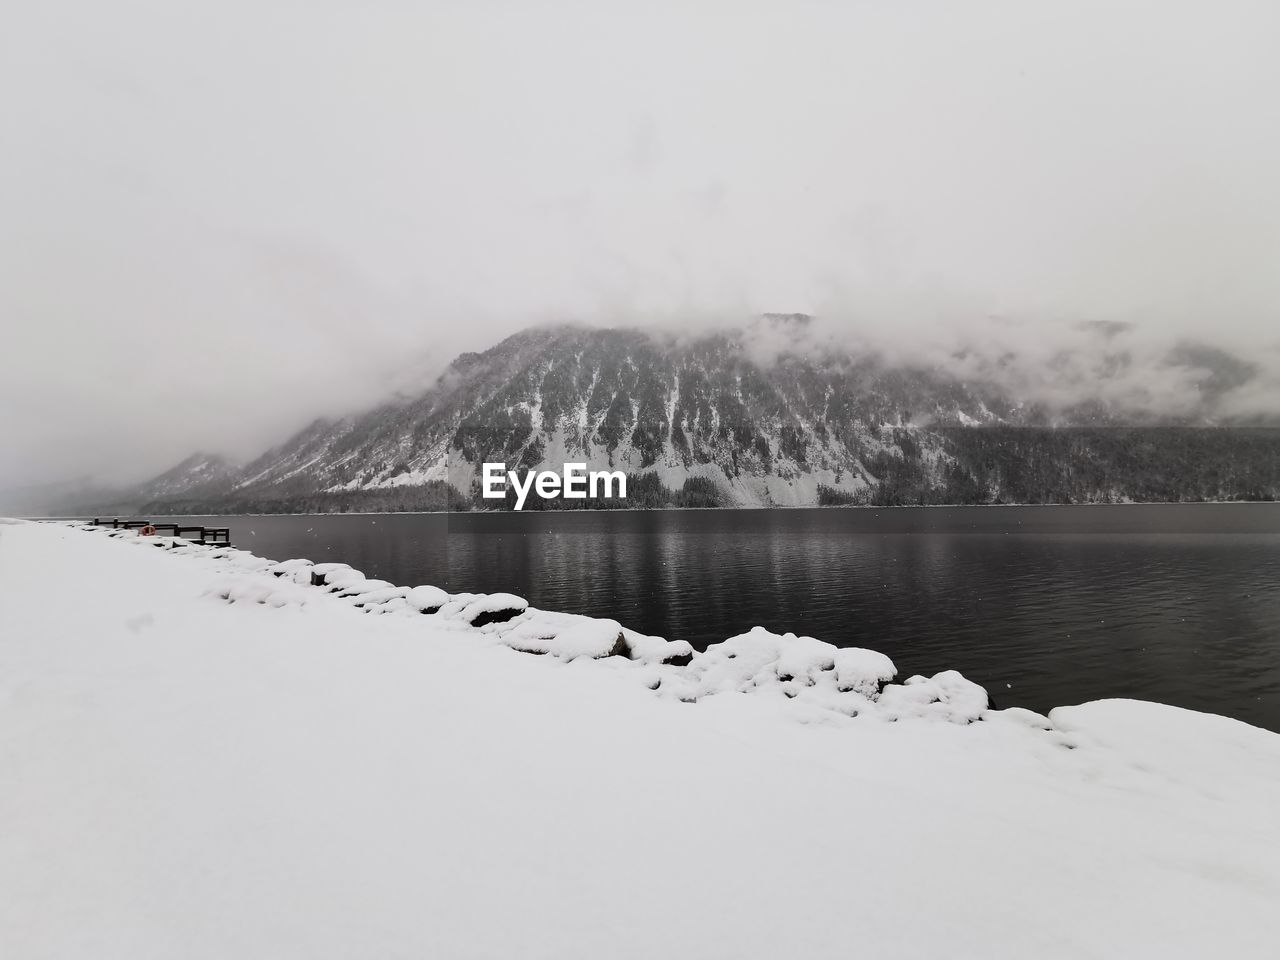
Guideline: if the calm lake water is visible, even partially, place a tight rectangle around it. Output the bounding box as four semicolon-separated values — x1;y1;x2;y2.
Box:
158;504;1280;731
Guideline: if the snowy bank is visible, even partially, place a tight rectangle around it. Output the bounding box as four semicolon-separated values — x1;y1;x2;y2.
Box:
2;518;1279;959
53;521;996;723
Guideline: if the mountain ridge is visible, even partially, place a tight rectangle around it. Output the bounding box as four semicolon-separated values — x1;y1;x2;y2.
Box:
77;319;1280;513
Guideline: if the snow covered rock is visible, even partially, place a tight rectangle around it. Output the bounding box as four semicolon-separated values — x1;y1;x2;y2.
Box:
319;568;365;588
310;562;352;586
334;579;394;598
460;593;528;627
657;627;947;721
500;617;629;660
269;558;315;580
619;628;694;666
434;593;480;620
365;596;412;616
407;585;449;614
491;610;692;664
832;647;897;697
876;671;990;723
347;585;410;608
666;627;891;717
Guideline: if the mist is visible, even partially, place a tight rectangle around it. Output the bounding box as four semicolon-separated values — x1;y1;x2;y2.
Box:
3;0;1279;499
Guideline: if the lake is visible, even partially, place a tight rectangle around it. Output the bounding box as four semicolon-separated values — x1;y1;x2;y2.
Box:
156;504;1280;731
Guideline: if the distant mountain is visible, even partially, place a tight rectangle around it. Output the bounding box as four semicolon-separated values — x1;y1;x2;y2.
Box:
111;318;1278;513
135;452;241;502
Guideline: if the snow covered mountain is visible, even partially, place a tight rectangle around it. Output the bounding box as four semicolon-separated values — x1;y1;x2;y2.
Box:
131;318;1280;511
134;453;242;502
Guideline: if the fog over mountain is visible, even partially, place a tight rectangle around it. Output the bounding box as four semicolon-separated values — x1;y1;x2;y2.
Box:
46;319;1276;515
3;2;1279;503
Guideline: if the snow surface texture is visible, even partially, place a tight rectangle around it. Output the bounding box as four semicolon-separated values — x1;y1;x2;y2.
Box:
2;519;1279;958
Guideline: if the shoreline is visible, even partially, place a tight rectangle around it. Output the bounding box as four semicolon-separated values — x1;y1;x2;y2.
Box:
27;498;1280;520
43;518;995;724
18;517;1277;730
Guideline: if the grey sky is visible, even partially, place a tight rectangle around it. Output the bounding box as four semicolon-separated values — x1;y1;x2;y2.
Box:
3;1;1279;491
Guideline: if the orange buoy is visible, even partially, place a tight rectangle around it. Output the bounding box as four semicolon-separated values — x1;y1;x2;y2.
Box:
140;524;157;536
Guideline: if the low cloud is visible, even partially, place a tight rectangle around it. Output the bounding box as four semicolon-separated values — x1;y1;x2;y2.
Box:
3;1;1279;498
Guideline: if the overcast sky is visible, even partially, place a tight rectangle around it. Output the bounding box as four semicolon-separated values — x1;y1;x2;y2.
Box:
3;0;1279;492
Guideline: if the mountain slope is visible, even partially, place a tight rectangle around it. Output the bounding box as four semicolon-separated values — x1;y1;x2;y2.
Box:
133;319;1280;512
135;453;241;502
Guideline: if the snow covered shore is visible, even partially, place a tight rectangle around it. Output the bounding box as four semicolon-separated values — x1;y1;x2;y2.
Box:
2;520;1279;958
